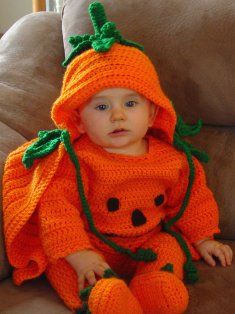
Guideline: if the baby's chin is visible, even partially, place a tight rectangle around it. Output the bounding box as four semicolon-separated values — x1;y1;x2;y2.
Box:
94;139;132;154
83;132;148;156
103;140;148;156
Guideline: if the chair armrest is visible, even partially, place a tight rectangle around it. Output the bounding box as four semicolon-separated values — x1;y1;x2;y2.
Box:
0;12;65;140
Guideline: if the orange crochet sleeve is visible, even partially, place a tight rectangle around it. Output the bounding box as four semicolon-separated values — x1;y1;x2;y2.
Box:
165;156;220;244
38;155;94;263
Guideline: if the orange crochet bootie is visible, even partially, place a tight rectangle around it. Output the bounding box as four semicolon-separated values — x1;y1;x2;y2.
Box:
87;277;143;314
129;270;189;314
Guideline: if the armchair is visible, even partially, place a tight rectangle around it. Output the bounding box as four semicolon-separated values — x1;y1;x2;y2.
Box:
0;1;234;312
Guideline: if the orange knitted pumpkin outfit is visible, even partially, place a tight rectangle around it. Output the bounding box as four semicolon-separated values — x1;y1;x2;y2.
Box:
3;2;220;314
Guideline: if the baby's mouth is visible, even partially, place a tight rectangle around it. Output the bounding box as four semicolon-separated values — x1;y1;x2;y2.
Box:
109;128;128;134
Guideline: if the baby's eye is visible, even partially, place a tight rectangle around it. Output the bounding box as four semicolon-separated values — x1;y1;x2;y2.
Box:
95;104;109;111
125;101;137;108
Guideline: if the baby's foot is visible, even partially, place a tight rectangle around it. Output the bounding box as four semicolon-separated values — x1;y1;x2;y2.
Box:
87;277;143;314
130;270;189;314
77;277;143;314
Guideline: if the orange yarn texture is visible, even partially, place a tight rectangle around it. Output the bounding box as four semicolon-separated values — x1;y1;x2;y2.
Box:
3;133;220;311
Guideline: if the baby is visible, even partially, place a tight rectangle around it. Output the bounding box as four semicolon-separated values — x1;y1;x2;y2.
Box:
3;2;233;314
63;86;233;312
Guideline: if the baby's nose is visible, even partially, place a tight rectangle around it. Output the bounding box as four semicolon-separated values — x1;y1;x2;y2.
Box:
110;107;126;121
132;209;147;226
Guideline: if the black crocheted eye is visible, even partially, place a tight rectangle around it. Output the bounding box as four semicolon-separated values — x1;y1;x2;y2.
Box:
107;198;120;212
154;194;165;206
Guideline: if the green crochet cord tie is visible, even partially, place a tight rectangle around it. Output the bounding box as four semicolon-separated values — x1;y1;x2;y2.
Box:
174;115;209;163
162;114;209;284
22;129;156;263
63;1;144;67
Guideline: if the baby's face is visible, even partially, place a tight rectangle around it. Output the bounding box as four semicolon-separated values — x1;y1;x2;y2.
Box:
76;87;157;155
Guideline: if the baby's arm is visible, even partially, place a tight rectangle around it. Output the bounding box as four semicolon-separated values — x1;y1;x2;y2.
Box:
37;151;96;260
39;178;110;289
38;157;111;289
65;250;111;291
165;155;233;266
38;177;94;262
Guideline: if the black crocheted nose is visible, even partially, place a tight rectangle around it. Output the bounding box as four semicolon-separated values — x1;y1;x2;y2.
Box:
132;209;147;226
107;197;119;212
154;194;165;206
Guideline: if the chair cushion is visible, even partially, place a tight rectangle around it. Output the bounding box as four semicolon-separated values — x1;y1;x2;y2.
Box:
187;240;235;313
190;126;235;240
0;275;70;314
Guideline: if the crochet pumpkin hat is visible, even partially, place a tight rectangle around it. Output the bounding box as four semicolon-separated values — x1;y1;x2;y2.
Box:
51;1;176;143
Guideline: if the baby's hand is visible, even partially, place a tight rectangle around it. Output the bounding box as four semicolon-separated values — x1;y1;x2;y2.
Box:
65;249;111;291
194;239;233;267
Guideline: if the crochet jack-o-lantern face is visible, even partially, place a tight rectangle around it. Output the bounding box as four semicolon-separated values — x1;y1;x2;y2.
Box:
88;180;167;238
106;194;165;236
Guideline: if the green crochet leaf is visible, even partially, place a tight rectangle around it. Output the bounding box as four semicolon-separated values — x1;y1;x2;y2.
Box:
62;1;144;67
134;248;157;261
22;129;64;169
79;286;94;302
91;37;116;51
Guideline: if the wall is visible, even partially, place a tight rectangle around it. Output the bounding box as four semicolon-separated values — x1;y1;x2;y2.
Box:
0;0;32;33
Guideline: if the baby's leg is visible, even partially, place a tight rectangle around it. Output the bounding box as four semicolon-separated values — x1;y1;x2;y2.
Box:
45;250;142;313
129;232;189;314
86;249;143;314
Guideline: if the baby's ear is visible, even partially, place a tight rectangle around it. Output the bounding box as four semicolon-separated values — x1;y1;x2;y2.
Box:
73;110;86;134
148;102;159;127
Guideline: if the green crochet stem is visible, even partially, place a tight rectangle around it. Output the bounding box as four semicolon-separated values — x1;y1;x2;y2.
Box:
63;2;144;67
22;115;209;283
